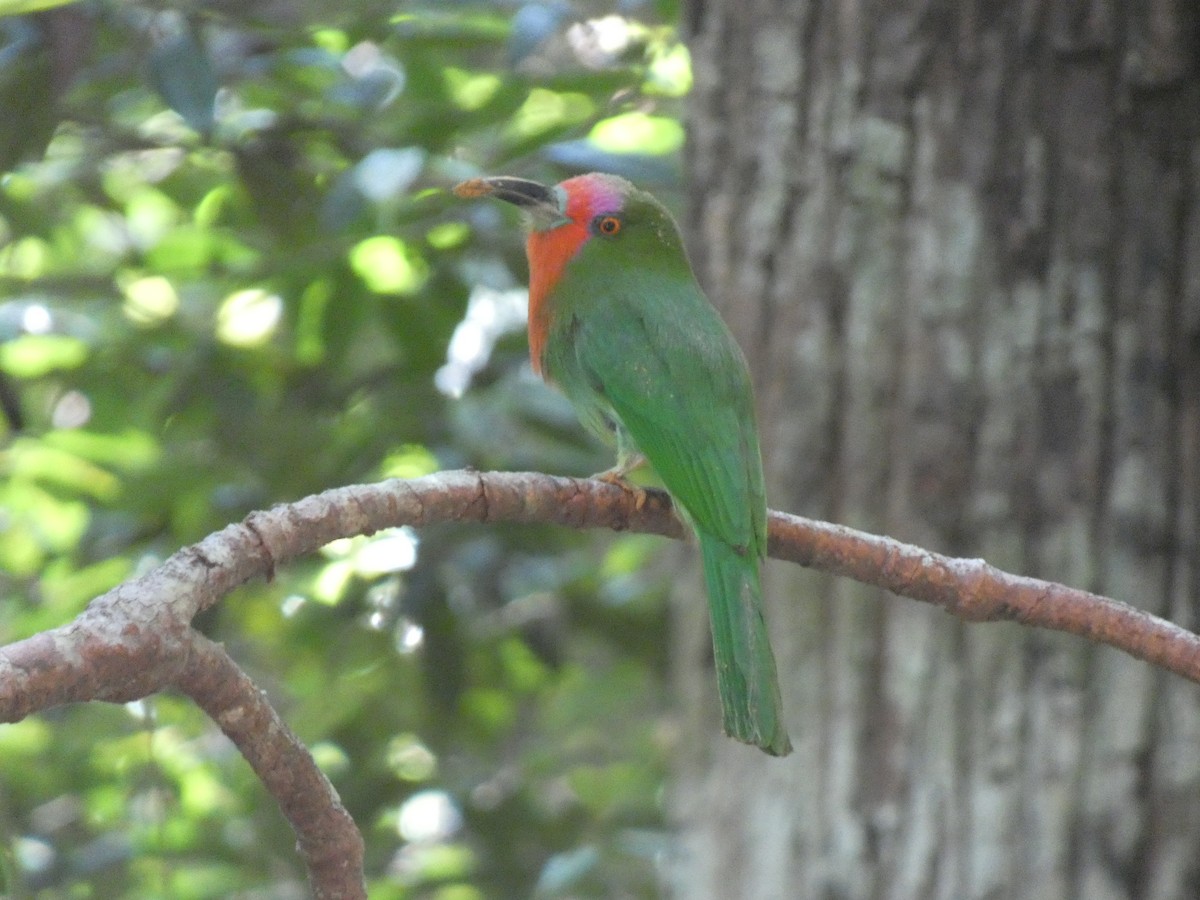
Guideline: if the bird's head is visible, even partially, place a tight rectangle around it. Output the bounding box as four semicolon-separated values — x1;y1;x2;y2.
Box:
453;171;631;232
455;170;686;285
453;172;688;372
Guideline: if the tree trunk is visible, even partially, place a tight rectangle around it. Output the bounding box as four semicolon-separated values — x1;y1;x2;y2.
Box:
670;2;1200;897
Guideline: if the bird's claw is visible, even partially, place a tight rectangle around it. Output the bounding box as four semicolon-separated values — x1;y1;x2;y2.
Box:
593;459;648;511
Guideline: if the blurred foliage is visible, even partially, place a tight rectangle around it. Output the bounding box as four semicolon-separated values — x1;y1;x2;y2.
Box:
0;0;691;896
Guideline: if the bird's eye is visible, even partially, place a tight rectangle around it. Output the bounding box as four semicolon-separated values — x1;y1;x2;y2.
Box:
594;215;622;236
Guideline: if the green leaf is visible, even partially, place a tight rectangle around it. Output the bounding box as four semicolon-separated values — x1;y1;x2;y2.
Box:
0;18;56;168
0;0;79;17
0;3;683;894
589;112;685;155
43;428;161;470
349;236;429;295
8;441;120;501
0;334;88;377
147;26;218;137
39;557;131;611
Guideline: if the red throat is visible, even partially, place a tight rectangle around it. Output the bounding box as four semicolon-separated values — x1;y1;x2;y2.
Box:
525;175;624;376
526;221;586;376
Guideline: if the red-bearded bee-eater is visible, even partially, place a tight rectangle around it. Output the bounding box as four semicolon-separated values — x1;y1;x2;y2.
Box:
454;173;791;756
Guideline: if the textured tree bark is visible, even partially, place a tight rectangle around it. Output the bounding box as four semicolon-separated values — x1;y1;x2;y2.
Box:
674;1;1200;898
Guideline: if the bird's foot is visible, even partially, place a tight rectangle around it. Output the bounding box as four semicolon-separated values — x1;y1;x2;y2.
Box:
593;455;648;510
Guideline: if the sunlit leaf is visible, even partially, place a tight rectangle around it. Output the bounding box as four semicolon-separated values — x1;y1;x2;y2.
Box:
462;687;516;733
602;535;661;577
0;518;44;575
395;842;474;884
125;188;183;248
1;478;89;549
216;288;284;347
505;88;595;143
387;733;438;781
120;274;180;325
193;184;235;227
9;440;119;500
0;335;88;377
380;444;439;479
295;277;333;365
426;221;469;250
312;559;354;604
353;527;418;576
589;111;685;155
349;235;428;295
146;222;222;272
311;741;351;777
0;236;50;278
44;429;161;470
0;3;681;895
444;68;502;110
0;0;79;15
390;10;509;43
312;27;349;54
430;884;485;900
645;40;693;96
0;719;50;756
179;766;236;816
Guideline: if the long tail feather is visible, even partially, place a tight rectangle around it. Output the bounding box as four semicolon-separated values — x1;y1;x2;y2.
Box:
698;533;791;756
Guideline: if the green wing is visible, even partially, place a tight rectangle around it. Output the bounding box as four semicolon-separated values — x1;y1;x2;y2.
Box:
566;272;790;755
570;271;766;558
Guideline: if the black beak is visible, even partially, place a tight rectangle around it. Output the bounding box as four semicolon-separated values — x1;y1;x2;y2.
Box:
453;176;559;210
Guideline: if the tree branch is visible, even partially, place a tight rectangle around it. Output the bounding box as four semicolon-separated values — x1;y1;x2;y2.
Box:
174;634;365;900
767;513;1200;683
3;469;1199;895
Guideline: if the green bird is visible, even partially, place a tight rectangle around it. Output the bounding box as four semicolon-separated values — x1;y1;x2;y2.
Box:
455;173;791;756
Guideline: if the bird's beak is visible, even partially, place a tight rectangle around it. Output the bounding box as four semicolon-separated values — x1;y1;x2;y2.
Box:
453;176;569;230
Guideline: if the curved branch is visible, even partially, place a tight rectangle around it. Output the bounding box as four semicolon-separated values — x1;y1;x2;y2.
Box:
2;469;1199;895
175;634;365;900
0;472;677;719
767;513;1200;683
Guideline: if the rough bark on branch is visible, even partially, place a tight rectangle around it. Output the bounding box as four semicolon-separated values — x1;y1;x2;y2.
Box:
176;635;364;900
2;469;1198;896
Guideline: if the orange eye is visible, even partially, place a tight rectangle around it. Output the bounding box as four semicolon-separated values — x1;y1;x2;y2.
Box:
595;215;621;236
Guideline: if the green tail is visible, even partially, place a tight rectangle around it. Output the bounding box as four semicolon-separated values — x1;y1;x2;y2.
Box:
698;533;791;756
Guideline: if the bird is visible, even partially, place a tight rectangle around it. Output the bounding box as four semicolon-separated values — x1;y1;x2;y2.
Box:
454;172;791;756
